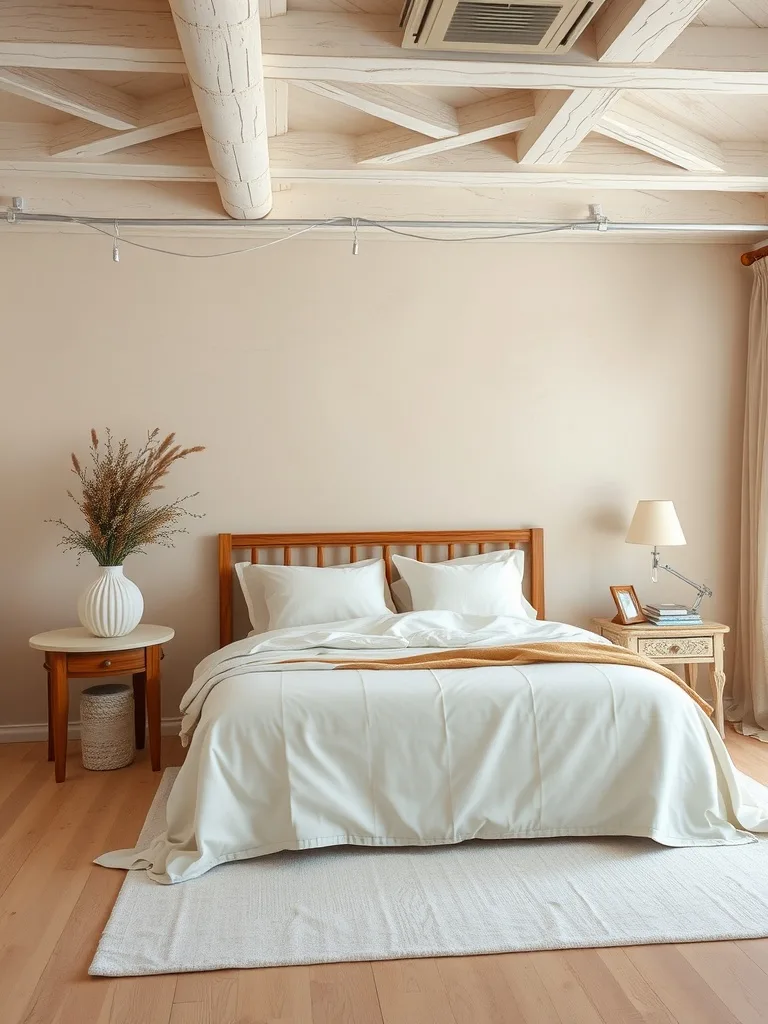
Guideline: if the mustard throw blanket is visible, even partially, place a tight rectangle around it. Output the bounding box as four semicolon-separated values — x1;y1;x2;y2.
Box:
287;642;712;717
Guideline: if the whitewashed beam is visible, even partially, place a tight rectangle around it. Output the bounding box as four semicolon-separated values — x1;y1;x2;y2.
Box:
0;2;183;73
266;80;290;192
356;92;534;165
660;28;768;72
290;81;459;138
1;9;766;81
260;0;287;15
0;123;212;180
265;80;289;138
594;96;725;171
0;68;140;129
266;133;768;191
517;89;619;165
3;126;768;191
262;54;768;94
517;0;712;165
50;88;201;158
595;0;712;63
168;0;272;219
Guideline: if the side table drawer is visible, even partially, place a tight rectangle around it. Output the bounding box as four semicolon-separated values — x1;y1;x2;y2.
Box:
638;636;714;659
66;648;146;675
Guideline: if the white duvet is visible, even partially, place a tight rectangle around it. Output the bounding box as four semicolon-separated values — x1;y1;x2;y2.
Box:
97;612;768;884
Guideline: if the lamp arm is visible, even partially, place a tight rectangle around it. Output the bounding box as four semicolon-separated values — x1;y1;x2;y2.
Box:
651;547;713;612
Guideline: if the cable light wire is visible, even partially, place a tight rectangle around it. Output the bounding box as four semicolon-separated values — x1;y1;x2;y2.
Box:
359;219;576;243
81;216;578;259
82;216;350;258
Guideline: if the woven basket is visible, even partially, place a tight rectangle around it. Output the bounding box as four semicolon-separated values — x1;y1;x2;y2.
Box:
80;683;135;771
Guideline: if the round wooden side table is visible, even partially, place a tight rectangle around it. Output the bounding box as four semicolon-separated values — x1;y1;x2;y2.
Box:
29;625;175;783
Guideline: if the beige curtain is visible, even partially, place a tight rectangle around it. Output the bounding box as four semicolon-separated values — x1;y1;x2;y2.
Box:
730;260;768;739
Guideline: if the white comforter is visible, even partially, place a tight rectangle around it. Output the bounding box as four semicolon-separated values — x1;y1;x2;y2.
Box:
97;612;768;884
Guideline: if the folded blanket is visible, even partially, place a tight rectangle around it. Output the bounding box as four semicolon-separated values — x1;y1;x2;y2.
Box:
291;642;712;717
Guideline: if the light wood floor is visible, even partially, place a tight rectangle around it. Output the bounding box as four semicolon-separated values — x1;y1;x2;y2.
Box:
3;732;768;1024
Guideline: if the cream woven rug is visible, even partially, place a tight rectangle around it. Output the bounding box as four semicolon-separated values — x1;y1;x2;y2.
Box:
91;768;768;977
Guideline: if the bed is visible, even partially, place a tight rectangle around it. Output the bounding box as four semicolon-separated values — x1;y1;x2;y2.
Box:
97;528;768;884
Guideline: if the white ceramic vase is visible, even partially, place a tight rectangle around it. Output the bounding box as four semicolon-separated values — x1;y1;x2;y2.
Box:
77;565;144;638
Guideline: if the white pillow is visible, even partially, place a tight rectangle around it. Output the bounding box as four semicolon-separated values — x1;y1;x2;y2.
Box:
235;558;394;633
391;549;537;619
392;551;532;619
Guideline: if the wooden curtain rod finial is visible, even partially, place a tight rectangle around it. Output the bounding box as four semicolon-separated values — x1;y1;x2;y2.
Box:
742;244;768;266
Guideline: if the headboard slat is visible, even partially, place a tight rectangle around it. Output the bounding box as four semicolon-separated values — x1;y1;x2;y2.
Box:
219;528;545;648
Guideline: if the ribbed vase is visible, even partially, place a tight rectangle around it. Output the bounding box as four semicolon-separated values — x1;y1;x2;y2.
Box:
77;566;143;638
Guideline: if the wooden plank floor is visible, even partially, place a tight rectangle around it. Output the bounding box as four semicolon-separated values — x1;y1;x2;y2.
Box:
2;730;768;1024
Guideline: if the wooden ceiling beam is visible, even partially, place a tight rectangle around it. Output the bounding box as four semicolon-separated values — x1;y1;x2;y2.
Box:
0;123;211;179
262;54;768;94
270;133;768;190
2;127;767;190
0;2;183;73
0;68;140;129
265;81;289;139
594;96;725;171
516;89;619;165
516;0;712;166
290;81;459;139
50;88;201;158
168;0;272;219
356;92;535;165
595;0;712;63
0;7;767;87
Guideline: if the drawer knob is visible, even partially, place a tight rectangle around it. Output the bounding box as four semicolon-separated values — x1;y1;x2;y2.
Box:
103;659;112;668
670;645;680;655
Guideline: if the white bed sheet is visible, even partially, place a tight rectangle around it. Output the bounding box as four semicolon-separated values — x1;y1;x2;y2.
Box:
97;612;768;884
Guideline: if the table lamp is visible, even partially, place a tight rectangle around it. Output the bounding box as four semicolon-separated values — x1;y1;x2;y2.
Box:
625;500;713;612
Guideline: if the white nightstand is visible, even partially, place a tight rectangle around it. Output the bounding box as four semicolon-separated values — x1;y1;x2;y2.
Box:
592;618;729;738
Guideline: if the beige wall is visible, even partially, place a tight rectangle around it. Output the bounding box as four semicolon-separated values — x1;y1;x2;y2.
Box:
0;234;750;728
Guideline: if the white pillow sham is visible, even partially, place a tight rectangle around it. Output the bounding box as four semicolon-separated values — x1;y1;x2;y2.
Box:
235;558;394;633
391;549;533;619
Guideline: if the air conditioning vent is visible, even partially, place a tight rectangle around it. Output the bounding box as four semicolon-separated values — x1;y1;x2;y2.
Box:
444;2;560;46
401;0;605;53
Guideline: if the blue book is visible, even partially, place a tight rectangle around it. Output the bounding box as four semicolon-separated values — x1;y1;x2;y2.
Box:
645;617;702;626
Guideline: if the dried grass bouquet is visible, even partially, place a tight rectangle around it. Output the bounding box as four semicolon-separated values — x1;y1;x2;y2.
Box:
51;428;205;566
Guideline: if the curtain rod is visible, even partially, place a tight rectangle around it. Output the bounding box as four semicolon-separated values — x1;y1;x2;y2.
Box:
742;243;768;266
5;210;768;234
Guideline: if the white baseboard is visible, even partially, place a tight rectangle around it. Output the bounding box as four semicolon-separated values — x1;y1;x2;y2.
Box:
0;718;182;743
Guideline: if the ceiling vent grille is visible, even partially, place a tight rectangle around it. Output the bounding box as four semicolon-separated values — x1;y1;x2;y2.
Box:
444;2;561;46
401;0;604;53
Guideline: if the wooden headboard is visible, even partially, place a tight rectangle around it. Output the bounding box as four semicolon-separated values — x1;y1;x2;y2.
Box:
218;528;545;647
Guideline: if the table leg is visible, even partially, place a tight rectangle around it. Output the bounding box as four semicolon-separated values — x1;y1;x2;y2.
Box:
708;635;726;738
146;645;161;772
48;652;68;783
684;663;697;691
132;672;146;750
46;668;54;762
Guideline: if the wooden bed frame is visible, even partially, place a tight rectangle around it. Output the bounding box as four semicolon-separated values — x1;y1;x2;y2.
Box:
218;529;545;647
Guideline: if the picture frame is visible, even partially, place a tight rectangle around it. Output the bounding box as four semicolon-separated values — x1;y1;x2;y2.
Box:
610;585;646;625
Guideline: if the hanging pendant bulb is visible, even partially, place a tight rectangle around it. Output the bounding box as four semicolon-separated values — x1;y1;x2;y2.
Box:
112;220;120;263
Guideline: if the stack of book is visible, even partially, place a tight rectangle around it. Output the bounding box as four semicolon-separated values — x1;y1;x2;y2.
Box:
644;603;703;626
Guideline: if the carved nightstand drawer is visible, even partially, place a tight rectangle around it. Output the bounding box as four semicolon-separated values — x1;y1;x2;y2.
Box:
638;636;714;659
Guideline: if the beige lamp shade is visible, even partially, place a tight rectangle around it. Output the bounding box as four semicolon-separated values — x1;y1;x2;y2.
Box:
625;500;686;546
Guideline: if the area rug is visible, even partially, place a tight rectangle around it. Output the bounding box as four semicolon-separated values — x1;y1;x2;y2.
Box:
91;767;768;977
